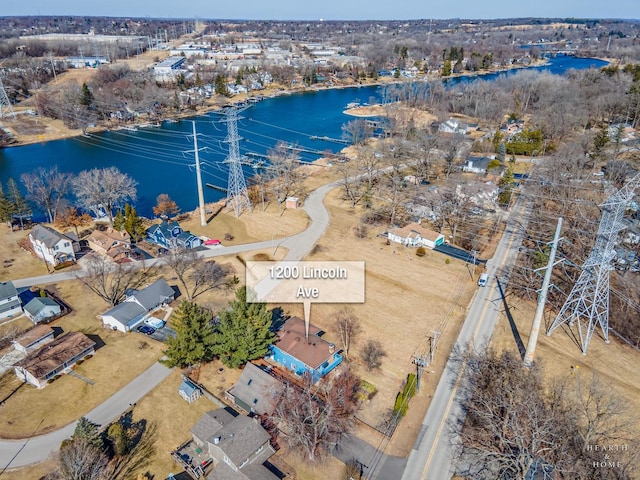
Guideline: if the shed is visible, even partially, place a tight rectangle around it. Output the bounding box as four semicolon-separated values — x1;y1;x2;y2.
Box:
285;197;300;209
179;378;202;404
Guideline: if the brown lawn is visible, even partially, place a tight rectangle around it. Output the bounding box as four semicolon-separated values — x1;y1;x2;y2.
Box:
0;224;50;282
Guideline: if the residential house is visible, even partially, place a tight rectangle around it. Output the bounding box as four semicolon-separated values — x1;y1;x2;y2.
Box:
99;278;175;332
23;297;61;324
226;363;284;415
12;325;55;354
0;281;22;320
14;331;95;388
29;225;79;266
462;156;494;174
455;182;500;209
146;221;202;250
87;227;131;260
268;316;342;383
388;223;445;249
439;118;469;134
190;409;277;480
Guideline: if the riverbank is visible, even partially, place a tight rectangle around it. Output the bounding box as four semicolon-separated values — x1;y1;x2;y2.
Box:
1;57;554;148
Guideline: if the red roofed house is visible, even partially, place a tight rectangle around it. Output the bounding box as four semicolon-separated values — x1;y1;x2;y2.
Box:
387;222;445;249
268;316;342;383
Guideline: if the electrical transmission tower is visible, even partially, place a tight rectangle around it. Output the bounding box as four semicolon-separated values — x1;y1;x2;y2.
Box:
0;75;16;119
221;107;251;217
547;173;640;354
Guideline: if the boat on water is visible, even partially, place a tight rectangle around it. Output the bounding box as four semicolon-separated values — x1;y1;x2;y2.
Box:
119;125;139;132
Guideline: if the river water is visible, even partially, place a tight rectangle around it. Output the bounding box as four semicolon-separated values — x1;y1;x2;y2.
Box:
0;55;607;218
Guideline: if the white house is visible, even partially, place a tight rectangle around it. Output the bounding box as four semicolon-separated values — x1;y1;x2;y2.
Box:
0;281;22;320
439;118;469;134
12;325;55;354
29;225;78;266
23;297;62;324
388;223;445;249
462;157;494;174
99;278;175;332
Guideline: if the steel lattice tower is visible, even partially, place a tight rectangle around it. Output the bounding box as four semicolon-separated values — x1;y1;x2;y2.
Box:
222;107;251;217
547;172;640;354
0;76;16;119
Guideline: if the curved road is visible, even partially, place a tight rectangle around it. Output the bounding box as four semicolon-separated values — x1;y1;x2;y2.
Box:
1;180;338;470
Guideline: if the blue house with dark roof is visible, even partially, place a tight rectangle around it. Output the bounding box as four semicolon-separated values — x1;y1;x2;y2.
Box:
146;221;202;249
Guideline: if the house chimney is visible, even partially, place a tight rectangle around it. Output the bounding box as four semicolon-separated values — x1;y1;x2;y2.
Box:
329;343;335;354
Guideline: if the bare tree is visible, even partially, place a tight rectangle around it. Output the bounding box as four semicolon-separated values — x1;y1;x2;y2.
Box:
270;367;360;462
266;142;307;208
55;206;93;238
164;247;232;300
333;307;361;359
54;437;109;480
72;167;137;223
361;339;386;371
152;193;180;219
77;254;155;306
342;118;374;147
20;166;73;223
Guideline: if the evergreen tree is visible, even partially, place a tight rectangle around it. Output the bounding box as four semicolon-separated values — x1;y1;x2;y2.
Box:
163;301;217;368
0;182;13;223
107;422;130;456
441;59;452;77
6;178;31;228
123;203;145;241
79;83;94;107
497;141;506;162
214;74;228;96
113;209;125;231
73;416;103;450
212;287;275;368
498;165;516;207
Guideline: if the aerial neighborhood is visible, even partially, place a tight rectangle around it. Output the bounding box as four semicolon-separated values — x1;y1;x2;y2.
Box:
0;10;639;480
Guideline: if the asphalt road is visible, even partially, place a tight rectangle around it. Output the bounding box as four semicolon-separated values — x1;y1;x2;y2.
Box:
401;197;530;480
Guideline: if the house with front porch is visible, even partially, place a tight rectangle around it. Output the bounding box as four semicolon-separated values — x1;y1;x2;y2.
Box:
29;225;79;266
388;223;445;249
146;221;202;250
268;316;342;383
0;281;22;320
190;408;277;480
14;331;95;388
99;278;175;332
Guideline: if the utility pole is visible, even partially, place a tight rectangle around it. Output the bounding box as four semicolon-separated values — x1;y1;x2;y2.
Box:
188;121;207;227
523;217;563;367
413;331;440;390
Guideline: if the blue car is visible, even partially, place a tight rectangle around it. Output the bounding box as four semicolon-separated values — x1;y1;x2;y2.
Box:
137;325;155;335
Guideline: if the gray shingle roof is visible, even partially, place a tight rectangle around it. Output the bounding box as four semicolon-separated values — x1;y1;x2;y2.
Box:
131;278;174;310
29;225;71;248
102;302;146;324
24;297;60;317
0;281;18;300
191;409;235;445
228;363;283;415
213;415;270;467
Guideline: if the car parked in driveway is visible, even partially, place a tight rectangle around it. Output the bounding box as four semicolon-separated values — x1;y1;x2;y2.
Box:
204;239;221;246
137;325;156;335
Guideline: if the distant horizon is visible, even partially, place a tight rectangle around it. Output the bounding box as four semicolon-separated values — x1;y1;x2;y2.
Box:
2;0;639;22
3;14;640;22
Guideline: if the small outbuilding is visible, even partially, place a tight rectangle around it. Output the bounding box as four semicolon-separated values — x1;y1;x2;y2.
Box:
179;378;202;404
285;197;300;209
